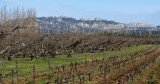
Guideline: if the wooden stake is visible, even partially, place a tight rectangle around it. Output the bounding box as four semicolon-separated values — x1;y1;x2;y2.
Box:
16;59;19;84
52;67;54;75
85;54;86;66
33;65;36;84
72;74;75;84
92;58;93;69
104;67;106;84
58;67;60;77
12;70;14;84
48;56;50;77
88;72;91;81
70;62;73;77
103;51;104;57
0;74;3;84
60;77;63;84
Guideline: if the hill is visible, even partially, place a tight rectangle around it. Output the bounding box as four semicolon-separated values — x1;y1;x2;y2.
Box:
37;16;158;34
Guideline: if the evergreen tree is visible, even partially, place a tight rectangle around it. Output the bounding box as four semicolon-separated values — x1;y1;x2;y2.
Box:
138;30;142;37
144;32;147;38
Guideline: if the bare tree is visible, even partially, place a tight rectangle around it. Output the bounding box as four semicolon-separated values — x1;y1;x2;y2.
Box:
0;6;37;59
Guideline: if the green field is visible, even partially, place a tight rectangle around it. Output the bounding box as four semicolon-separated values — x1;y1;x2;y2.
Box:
0;45;151;80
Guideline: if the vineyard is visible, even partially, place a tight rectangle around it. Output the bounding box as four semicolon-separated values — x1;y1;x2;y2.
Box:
0;5;160;84
1;45;160;84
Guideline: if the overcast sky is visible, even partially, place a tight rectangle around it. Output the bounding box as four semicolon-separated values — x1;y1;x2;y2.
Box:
0;0;160;25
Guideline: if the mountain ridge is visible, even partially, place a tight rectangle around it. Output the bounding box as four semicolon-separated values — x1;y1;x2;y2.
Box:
37;16;159;34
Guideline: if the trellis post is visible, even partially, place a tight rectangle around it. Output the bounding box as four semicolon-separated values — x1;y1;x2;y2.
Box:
0;74;3;84
16;59;19;84
33;65;36;84
104;67;106;84
12;70;14;84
